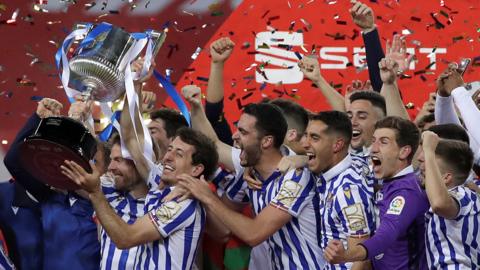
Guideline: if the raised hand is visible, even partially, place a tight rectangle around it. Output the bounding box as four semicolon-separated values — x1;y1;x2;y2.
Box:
349;0;375;32
210;37;235;64
442;69;465;96
141;91;157;113
161;185;191;203
385;34;414;73
37;98;63;118
421;131;440;153
298;56;321;84
277;155;308;174
379;57;399;85
181;84;202;107
243;167;262;190
60;160;101;194
131;57;156;84
68;97;93;122
176;174;215;203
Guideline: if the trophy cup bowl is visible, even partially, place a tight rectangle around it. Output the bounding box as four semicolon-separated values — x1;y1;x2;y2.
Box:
18;23;166;190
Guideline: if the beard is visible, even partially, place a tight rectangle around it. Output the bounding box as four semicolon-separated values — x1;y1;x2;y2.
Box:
240;142;262;167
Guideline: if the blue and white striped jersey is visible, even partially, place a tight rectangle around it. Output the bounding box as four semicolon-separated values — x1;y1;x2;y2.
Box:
133;186;205;270
315;154;376;270
99;163;162;270
210;166;236;197
226;148;324;269
425;185;480;269
100;175;147;270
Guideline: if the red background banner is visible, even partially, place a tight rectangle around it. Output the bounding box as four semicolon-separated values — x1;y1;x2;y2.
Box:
176;0;480;128
1;0;479;151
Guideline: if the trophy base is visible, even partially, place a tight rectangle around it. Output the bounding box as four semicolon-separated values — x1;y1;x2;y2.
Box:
19;138;91;191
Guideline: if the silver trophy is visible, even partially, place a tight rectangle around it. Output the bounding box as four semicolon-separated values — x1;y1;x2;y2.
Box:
66;23;166;102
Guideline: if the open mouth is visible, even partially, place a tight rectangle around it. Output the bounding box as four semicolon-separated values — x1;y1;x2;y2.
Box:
352;130;361;140
371;156;382;166
163;164;175;172
306;152;316;161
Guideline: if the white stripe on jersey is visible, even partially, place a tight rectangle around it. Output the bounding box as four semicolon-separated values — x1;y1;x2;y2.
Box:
133;187;205;270
425;185;480;269
100;177;146;270
316;154;376;270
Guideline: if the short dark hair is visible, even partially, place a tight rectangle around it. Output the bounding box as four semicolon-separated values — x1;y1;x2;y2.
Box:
435;139;473;185
427;124;469;144
150;108;188;138
269;98;309;141
243;103;287;149
375;116;420;162
309;111;352;145
175;128;218;179
349;91;387;117
108;132;121;148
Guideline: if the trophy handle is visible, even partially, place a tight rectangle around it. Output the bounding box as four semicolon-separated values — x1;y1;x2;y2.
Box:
149;30;167;59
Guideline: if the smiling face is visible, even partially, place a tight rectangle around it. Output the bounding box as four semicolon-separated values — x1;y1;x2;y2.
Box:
148;118;171;157
347;99;382;150
107;144;142;191
231;113;262;167
301;120;336;174
370;128;410;179
161;136;201;185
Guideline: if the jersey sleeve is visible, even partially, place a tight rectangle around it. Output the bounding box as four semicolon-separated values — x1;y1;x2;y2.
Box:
270;168;315;217
449;186;474;220
148;199;198;238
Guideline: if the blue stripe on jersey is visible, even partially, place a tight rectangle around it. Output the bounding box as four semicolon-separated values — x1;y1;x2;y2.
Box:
164;237;171;269
152;240;159;269
105;238;117;270
226;174;246;200
272;243;282;270
291;175;314;213
438;218;458;265
293;218;321;270
276;228;296;269
472;195;479;266
286;222;309;269
430;216;448;268
460;216;471;266
163;202;196;235
182;221;194;269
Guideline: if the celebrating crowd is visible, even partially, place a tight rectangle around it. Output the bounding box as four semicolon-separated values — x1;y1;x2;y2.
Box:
1;0;479;269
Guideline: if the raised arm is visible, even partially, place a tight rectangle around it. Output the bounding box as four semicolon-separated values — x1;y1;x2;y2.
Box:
4;98;62;201
118;59;157;181
350;0;384;92
421;131;459;219
379;57;410;120
182;85;235;171
205;37;235;145
299;56;346;112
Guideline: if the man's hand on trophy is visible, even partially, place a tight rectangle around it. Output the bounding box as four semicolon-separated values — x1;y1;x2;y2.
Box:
181;85;202;107
131;57;156;85
141;91;157;113
36;98;63;119
210;37;235;64
61;160;102;195
68;96;93;122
